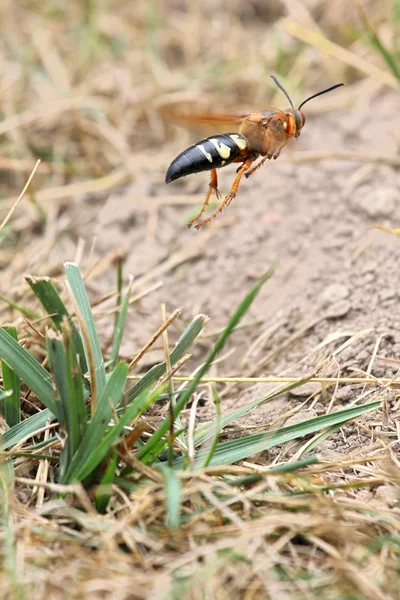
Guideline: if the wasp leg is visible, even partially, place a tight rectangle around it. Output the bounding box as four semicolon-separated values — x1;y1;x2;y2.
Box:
188;169;220;228
194;159;253;230
244;155;270;179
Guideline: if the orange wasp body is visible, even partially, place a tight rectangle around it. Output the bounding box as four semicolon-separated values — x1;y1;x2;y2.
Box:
165;76;344;229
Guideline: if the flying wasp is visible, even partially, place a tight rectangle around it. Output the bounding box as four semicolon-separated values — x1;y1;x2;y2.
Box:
165;76;344;230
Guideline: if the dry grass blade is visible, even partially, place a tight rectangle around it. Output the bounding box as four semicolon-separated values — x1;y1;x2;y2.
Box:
138;375;400;386
129;307;182;370
0;160;40;232
156;354;192;388
281;19;399;88
161;303;175;467
0;96;103;137
0;169;131;213
14;477;95;513
353;0;400;83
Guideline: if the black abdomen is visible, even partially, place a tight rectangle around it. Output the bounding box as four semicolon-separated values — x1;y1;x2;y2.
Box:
165;133;249;184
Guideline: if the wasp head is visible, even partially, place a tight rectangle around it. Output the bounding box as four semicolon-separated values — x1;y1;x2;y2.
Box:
270;75;344;139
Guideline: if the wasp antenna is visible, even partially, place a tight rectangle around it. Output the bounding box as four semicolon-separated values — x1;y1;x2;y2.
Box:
298;83;344;111
270;75;294;109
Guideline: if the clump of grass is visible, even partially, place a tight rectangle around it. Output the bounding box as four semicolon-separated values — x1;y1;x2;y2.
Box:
0;258;394;598
0;261;380;487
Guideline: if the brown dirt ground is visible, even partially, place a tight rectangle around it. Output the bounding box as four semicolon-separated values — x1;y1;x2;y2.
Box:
3;85;400;463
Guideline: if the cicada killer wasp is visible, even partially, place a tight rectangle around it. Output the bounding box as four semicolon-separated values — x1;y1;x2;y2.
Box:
165;76;344;230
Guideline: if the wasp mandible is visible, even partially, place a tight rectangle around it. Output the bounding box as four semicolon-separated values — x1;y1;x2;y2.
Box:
165;76;344;230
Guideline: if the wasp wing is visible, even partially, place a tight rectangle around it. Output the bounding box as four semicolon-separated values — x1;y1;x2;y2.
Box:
169;111;248;126
160;108;249;136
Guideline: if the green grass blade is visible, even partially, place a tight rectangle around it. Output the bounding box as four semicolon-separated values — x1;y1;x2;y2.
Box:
162;466;181;529
2;409;55;450
297;422;344;458
356;2;400;83
173;401;380;469
46;329;87;475
66;385;161;483
45;332;67;426
0;293;39;320
1;327;21;427
123;313;208;405
202;387;221;468
110;277;132;369
0;329;57;415
395;0;400;21
194;376;312;447
137;266;276;464
63;361;129;483
0;456;14;491
95;453;118;513
114;253;124;329
64;327;87;455
26;275;88;373
0;457;22;600
369;35;400;83
64;261;106;399
227;456;319;487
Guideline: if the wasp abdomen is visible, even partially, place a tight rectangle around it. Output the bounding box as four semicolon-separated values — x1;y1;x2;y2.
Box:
165;133;249;184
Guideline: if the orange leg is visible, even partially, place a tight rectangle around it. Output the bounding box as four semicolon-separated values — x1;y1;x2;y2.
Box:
244;147;283;179
194;158;253;230
244;156;270;179
188;169;220;228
